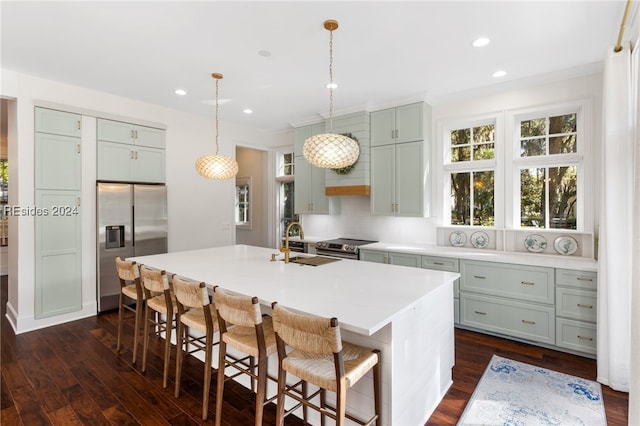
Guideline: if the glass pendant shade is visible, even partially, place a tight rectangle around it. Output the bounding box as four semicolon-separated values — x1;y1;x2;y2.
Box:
195;72;238;180
195;154;239;180
303;133;359;169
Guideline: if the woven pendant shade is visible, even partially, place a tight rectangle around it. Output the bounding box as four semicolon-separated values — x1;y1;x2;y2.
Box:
195;154;239;180
303;133;360;169
302;19;358;170
195;72;239;180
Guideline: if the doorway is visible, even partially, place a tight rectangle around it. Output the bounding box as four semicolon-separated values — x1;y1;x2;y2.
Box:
235;146;269;247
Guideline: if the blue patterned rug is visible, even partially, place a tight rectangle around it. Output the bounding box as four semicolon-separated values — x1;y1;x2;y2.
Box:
457;355;606;426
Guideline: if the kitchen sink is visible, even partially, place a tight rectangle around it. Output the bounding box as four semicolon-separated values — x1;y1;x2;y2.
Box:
283;256;342;266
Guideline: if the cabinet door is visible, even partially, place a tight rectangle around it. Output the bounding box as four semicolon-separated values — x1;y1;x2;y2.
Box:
35;133;81;190
35;190;82;319
360;250;387;264
370;145;395;215
395;141;423;217
294;156;312;214
370;108;395;147
97;141;133;181
388;252;421;267
97;119;135;144
294;122;325;157
35;108;81;137
134;146;165;183
309;162;329;214
395;103;423;143
134;125;165;149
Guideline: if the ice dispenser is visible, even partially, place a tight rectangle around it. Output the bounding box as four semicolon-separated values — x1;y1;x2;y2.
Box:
105;225;125;249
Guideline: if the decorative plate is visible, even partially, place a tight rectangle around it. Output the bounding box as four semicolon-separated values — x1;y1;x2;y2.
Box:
554;235;578;255
470;231;490;249
524;234;547;253
449;231;467;247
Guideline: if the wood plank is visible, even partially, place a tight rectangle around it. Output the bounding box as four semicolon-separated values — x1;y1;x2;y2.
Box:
324;185;370;196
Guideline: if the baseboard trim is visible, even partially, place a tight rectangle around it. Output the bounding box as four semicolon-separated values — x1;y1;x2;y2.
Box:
7;301;98;335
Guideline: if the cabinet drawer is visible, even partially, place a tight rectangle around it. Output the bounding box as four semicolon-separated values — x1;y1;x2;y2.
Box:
460;294;555;344
461;260;554;304
555;269;597;291
556;288;597;322
422;255;458;272
556;318;596;354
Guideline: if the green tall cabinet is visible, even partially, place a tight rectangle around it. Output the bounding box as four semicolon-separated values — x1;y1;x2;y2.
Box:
34;107;82;318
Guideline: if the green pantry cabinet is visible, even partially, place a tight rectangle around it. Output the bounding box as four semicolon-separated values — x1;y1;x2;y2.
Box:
370;102;429;217
97;118;165;183
360;248;597;357
34;107;83;318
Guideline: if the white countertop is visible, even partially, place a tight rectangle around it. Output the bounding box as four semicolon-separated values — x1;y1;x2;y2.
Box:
130;245;459;336
361;242;598;271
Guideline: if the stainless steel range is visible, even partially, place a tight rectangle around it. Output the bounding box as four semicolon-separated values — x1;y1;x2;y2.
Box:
315;238;378;260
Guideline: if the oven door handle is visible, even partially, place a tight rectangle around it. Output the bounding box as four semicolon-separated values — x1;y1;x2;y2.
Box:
316;250;357;260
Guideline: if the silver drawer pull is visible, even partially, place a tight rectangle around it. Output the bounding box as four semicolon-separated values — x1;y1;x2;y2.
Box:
521;319;536;325
474;310;487;315
433;262;444;265
576;277;593;282
577;335;593;341
577;303;593;309
521;281;535;286
474;275;486;279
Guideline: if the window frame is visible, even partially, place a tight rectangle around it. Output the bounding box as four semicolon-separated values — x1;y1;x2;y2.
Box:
275;148;298;240
235;176;251;230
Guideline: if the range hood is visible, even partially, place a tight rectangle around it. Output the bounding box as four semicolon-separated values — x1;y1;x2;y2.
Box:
325;185;370;196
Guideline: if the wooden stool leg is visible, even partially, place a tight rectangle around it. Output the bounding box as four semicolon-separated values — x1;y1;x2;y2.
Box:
336;383;346;426
320;388;326;426
132;300;142;364
373;351;381;425
141;304;151;373
254;354;267;426
215;341;226;426
203;329;213;420
162;317;172;388
174;320;184;398
117;293;125;353
275;367;287;426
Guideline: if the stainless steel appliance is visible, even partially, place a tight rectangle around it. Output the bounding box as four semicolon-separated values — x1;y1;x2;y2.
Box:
315;238;377;260
97;182;168;312
283;239;306;253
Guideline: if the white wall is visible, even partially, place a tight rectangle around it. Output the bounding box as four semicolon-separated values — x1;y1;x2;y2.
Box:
302;73;603;245
1;69;288;333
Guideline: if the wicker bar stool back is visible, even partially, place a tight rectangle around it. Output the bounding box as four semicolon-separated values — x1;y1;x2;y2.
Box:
173;276;219;420
115;256;144;364
140;265;176;388
271;302;381;426
213;286;277;426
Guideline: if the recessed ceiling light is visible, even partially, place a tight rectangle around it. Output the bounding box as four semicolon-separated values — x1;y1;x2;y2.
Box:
472;37;490;47
174;89;187;96
243;108;253;114
326;82;338;89
492;70;507;78
258;50;271;57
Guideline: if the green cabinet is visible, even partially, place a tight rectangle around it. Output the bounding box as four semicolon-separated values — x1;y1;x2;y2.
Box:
371;140;424;216
294;123;333;215
370;103;424;147
97;118;165;183
555;269;597;354
359;249;421;267
34;107;82;319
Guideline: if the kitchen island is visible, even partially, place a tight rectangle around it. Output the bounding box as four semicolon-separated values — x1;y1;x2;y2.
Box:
130;244;459;426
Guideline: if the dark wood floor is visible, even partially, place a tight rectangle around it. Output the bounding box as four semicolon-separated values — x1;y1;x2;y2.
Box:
1;276;629;425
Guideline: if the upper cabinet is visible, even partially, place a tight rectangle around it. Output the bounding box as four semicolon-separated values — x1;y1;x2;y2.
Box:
97;118;166;183
294;122;325;157
370;102;431;217
371;103;424;147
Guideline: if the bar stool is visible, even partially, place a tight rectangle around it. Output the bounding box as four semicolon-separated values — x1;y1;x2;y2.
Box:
173;276;219;420
271;302;381;426
213;286;277;426
140;265;176;388
115;256;144;364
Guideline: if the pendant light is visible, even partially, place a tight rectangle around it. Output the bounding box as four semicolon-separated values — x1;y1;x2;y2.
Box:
195;73;239;180
303;19;359;169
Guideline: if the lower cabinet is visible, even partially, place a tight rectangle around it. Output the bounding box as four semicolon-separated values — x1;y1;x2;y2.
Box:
360;248;597;357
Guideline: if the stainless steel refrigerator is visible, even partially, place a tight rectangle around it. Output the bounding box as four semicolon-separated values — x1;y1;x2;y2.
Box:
97;182;168;312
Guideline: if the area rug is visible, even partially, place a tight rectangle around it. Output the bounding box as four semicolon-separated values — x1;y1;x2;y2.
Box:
457;355;606;426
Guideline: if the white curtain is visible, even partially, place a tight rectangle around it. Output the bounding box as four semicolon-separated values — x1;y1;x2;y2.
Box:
629;37;640;426
597;43;633;393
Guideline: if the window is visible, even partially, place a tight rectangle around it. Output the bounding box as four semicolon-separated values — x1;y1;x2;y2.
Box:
235;177;251;229
275;151;298;239
444;121;497;226
515;111;582;230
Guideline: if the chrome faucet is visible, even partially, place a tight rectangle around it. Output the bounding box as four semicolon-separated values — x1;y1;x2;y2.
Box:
280;221;304;264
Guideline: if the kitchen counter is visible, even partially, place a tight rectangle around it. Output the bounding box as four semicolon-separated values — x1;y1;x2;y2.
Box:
362;242;598;271
130;244;458;426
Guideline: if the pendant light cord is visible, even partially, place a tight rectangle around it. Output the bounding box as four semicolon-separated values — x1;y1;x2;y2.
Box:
328;28;334;133
215;77;220;155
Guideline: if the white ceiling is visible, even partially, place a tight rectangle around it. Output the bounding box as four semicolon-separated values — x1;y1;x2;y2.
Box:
1;1;631;133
